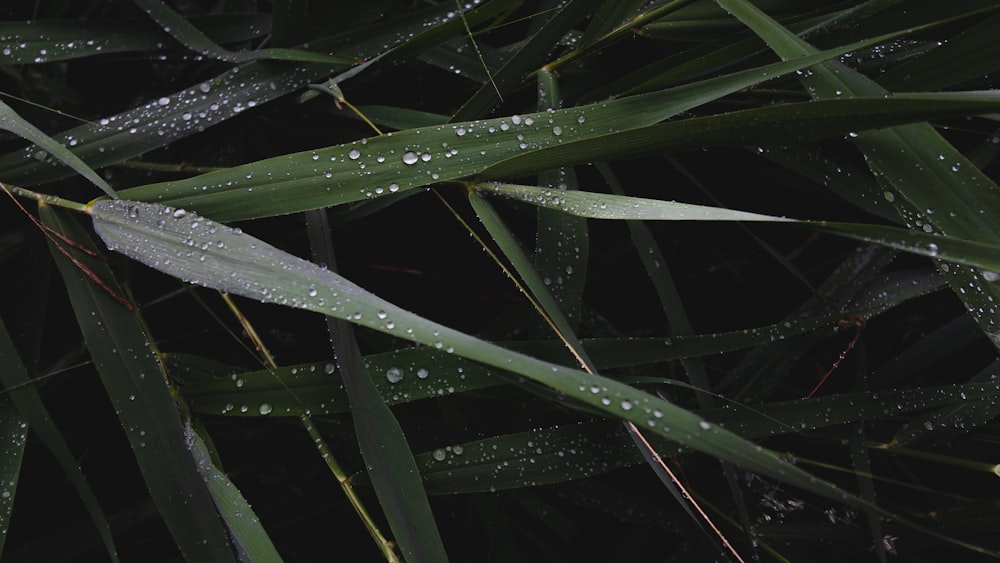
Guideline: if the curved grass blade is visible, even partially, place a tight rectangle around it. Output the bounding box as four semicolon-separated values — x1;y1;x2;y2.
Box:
40;205;237;562
87;198;1000;557
0;101;115;197
110;35;911;222
478;182;1000;273
0;2;480;187
132;0;354;64
0;316;119;562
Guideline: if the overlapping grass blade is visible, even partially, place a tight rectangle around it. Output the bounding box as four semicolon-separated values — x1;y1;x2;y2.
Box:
478;182;1000;273
88;198;1000;556
0;14;272;64
110;34;915;222
188;426;283;562
715;0;1000;350
181;267;942;419
0;101;115;197
132;0;354;64
413;378;1000;495
40;205;237;561
0;316;119;562
0;2;491;187
306;209;448;562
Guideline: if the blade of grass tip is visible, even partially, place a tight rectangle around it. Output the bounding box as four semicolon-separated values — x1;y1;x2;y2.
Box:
597;161;757;552
0;396;26;557
40;204;237;562
131;0;354;64
468;191;744;561
88;199;1000;558
306;208;447;563
0;101;115;198
187;424;284;562
0;316;120;562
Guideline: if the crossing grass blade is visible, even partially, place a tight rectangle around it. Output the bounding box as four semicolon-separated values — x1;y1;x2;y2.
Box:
40;204;238;562
87;197;1000;557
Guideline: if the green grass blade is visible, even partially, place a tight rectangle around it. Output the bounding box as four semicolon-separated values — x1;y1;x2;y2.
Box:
188;426;283;562
0;3;478;187
132;0;354;64
451;0;603;121
306;209;449;562
715;0;1000;350
0;396;26;558
534;69;588;329
88;198;1000;556
0;316;119;562
0;15;272;64
0;100;115;197
111;36;904;222
40;205;237;562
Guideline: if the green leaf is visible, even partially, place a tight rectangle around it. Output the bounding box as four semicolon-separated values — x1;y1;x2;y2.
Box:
89;197;952;541
41;205;237;562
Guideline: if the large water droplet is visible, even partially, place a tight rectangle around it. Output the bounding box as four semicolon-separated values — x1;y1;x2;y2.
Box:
348;149;361;160
385;367;403;383
259;403;273;415
402;151;418;165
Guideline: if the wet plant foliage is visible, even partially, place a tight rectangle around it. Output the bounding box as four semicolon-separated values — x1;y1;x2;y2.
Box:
1;1;999;561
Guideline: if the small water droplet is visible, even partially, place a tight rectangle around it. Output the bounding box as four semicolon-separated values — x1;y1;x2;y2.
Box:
620;400;633;411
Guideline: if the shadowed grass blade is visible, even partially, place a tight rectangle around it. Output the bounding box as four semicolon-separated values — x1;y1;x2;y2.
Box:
40;204;237;562
88;198;1000;557
0;396;26;557
188;426;283;562
306;209;449;562
0;316;119;562
132;0;354;64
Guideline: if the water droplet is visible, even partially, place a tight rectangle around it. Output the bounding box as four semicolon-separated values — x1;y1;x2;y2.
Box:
432;448;447;461
308;287;318;297
620;400;633;411
173;208;187;218
348;149;361;160
377;310;388;319
455;127;466;136
324;362;336;374
157;96;170;106
388;183;399;192
402;151;418;165
699;420;711;430
259;403;273;415
511;115;522;125
926;242;939;256
416;368;429;379
452;445;464;455
385;367;403;383
552;126;562;136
